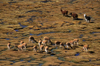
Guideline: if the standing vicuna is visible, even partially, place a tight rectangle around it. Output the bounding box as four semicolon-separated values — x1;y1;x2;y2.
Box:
55;41;61;46
7;42;11;50
55;41;65;48
70;12;78;20
15;42;27;51
42;40;48;46
20;41;24;45
43;36;52;45
40;44;44;52
38;39;42;47
66;42;72;49
45;46;49;53
29;36;37;43
84;14;91;22
33;45;37;52
60;8;68;16
82;44;89;52
73;39;79;46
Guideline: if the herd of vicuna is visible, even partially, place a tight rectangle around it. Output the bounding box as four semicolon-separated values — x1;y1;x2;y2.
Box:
7;8;91;53
7;36;89;53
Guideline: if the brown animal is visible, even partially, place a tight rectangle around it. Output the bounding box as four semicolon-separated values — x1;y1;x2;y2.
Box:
60;42;65;49
22;43;27;50
42;40;48;45
29;36;37;43
45;46;49;53
33;45;37;52
82;45;89;52
43;36;52;44
60;8;68;16
17;45;24;51
55;41;65;48
7;42;11;50
70;12;78;20
40;44;44;51
55;41;61;46
69;40;74;47
15;43;27;51
73;39;79;46
66;42;72;49
38;39;42;47
20;41;24;45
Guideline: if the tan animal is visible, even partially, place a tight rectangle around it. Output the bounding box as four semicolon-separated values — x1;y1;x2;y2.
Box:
69;40;74;47
22;43;27;50
66;42;72;49
60;42;65;49
38;39;42;47
29;36;37;43
40;44;44;51
17;44;24;51
43;36;50;40
33;45;37;52
42;40;48;45
20;41;24;45
55;41;61;46
16;43;27;51
45;46;49;53
43;36;52;44
55;41;65;48
73;39;79;46
7;42;11;50
82;45;89;52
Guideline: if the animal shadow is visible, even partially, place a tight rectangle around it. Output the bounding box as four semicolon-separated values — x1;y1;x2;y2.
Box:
65;48;71;50
76;18;83;20
65;15;71;17
88;51;95;54
39;51;45;53
89;21;94;23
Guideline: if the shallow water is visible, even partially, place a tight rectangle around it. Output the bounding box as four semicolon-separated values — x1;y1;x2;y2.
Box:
5;38;10;40
90;32;100;34
18;23;27;28
75;52;80;56
13;37;18;38
79;34;83;38
14;29;19;32
82;39;86;42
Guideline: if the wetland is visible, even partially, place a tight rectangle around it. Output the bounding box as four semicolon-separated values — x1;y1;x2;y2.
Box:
0;0;100;66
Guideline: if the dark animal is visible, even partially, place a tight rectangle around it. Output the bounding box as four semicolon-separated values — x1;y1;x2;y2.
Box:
60;8;68;16
70;12;78;20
